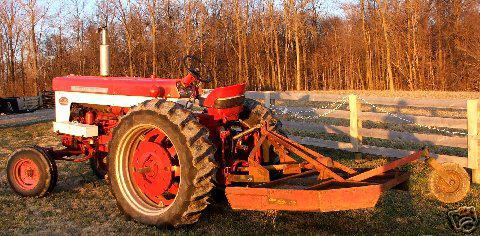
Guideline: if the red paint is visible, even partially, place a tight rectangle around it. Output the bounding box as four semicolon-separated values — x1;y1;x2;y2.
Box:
130;129;179;206
181;74;196;86
203;84;246;121
207;106;243;121
203;84;246;108
110;106;129;116
60;109;119;156
61;135;74;148
52;75;181;98
85;111;95;125
110;106;122;115
97;134;112;152
225;172;409;212
149;86;160;97
13;159;40;190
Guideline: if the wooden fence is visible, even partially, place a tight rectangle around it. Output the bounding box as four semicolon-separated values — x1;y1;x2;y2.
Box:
246;91;480;184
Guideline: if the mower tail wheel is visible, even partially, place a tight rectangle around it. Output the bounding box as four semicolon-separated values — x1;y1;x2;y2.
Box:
6;146;58;197
429;162;470;203
108;99;217;227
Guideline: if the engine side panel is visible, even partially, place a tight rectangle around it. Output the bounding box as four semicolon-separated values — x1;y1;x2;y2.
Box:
54;91;178;122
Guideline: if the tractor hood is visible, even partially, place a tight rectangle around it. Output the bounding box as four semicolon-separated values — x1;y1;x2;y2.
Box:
52;75;181;98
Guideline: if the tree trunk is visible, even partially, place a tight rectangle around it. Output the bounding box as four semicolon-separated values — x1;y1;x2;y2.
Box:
290;0;302;91
378;0;394;91
360;0;373;90
148;0;157;76
234;0;243;83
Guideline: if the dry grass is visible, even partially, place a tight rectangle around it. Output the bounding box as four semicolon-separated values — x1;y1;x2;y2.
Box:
1;122;479;235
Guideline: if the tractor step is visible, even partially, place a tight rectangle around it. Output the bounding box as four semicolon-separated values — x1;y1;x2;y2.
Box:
225;170;409;212
53;121;98;137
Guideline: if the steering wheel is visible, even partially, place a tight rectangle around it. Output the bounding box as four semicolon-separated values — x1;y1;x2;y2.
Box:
183;55;214;83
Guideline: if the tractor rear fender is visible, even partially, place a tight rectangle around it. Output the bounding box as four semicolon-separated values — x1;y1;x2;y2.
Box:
203;84;246;121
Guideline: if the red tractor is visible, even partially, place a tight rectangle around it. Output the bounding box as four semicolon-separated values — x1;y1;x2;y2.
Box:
6;28;471;227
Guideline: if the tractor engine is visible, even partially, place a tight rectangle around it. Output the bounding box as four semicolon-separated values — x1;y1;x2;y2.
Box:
60;104;127;160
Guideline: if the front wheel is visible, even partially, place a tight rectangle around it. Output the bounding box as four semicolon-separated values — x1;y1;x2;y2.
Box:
6;146;57;197
108;100;217;227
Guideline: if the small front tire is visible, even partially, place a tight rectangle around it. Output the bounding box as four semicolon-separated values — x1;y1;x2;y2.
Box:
6;146;58;197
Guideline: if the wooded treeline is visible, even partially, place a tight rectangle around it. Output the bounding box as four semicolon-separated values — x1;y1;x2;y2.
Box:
1;0;480;97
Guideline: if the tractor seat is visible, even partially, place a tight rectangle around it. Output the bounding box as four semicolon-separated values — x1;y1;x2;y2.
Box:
202;84;246;109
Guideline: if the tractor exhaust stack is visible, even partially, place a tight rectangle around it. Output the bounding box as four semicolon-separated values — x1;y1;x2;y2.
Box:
99;26;110;77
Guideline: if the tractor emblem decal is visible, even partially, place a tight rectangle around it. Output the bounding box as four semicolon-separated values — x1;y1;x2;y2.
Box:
448;206;478;234
58;97;69;105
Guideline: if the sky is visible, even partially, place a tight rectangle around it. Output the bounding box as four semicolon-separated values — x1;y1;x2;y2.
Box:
321;0;355;17
45;0;355;18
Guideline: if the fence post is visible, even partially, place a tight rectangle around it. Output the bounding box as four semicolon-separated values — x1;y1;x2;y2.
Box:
467;99;480;184
349;94;363;159
264;91;275;108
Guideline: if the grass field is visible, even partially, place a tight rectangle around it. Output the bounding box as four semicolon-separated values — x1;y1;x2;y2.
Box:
1;122;479;235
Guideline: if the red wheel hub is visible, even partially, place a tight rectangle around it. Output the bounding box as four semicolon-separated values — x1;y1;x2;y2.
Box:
131;129;179;206
14;159;39;190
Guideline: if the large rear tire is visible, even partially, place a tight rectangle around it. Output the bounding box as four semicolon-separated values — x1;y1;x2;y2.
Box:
240;98;284;164
108;100;217;227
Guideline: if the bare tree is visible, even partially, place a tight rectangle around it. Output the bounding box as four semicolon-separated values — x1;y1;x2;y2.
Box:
113;0;136;76
21;0;47;95
0;0;22;96
143;0;157;76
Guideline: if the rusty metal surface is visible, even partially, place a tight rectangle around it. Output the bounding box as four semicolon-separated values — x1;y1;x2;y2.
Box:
226;172;409;212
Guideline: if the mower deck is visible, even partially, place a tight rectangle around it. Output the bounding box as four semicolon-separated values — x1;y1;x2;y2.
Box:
226;170;409;212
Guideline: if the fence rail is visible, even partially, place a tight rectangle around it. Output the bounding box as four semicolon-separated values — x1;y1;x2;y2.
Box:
274;105;468;129
246;91;469;109
245;91;480;183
